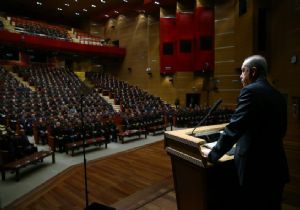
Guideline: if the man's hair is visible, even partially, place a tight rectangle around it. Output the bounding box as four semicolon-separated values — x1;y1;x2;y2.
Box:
243;55;268;77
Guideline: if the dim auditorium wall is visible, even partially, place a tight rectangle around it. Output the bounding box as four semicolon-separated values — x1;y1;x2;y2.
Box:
268;0;300;206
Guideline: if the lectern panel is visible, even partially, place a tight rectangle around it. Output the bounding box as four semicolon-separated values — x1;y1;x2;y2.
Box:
164;124;238;210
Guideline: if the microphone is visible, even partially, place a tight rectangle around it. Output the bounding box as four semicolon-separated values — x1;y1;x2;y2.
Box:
191;98;223;135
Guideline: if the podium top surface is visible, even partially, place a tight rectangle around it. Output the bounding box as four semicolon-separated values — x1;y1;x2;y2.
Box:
164;124;233;167
165;124;227;148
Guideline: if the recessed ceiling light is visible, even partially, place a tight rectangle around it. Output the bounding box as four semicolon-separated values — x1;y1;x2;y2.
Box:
114;11;119;14
57;7;63;11
105;14;109;17
91;4;96;8
64;3;70;6
83;9;88;12
100;0;106;3
75;12;80;16
75;0;77;2
154;1;160;5
36;2;42;5
123;0;128;2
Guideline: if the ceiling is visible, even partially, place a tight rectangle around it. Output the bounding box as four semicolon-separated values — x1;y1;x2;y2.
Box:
0;0;164;27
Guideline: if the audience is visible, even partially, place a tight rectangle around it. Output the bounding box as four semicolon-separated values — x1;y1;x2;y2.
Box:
0;65;233;154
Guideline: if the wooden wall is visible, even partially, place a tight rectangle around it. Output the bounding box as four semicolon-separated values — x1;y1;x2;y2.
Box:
268;0;300;206
212;0;254;107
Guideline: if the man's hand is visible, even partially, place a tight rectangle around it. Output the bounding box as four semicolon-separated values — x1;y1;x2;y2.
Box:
201;146;211;158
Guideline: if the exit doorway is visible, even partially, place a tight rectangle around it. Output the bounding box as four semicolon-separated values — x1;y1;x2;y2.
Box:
186;93;201;108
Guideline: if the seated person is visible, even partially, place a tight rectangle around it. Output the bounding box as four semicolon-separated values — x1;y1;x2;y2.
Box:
13;130;37;158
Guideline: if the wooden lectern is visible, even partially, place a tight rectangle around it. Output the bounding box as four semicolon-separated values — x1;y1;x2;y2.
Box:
164;124;239;210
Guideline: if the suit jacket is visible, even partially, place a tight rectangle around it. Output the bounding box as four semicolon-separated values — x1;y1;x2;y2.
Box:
208;78;289;186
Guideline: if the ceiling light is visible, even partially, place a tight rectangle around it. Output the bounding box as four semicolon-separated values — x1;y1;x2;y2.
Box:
65;3;70;6
154;1;160;5
100;0;106;3
75;0;77;2
83;9;88;12
91;4;96;8
123;0;128;2
75;12;80;16
57;7;63;11
114;11;119;14
36;2;42;5
105;14;109;17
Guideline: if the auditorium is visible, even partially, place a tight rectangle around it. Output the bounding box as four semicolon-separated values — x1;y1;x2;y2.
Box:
0;0;299;209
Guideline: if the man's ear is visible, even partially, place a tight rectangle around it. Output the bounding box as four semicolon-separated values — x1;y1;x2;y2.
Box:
251;67;258;78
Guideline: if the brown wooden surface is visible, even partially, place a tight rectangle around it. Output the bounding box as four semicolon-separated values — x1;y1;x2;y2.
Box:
4;141;172;210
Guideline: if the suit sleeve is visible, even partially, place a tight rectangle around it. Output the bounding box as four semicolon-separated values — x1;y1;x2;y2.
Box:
208;87;254;163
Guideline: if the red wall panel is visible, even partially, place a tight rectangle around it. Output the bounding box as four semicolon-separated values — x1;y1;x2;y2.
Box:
160;17;176;74
176;12;195;72
194;7;214;72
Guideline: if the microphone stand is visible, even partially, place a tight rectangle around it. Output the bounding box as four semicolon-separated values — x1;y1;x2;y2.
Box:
191;98;223;135
191;112;210;135
80;92;89;208
80;81;116;210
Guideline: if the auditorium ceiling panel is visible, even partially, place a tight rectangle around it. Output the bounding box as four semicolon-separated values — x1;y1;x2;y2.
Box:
0;0;144;26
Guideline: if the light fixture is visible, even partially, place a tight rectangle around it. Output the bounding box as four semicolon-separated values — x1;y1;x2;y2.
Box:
100;0;106;3
123;0;128;2
64;3;70;6
154;1;160;5
75;0;77;2
91;4;96;8
75;12;80;16
105;14;109;17
83;8;88;12
146;67;152;76
114;10;119;14
57;7;63;11
36;1;42;5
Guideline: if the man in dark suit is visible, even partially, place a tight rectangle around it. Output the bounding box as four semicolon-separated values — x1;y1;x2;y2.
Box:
206;55;289;210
